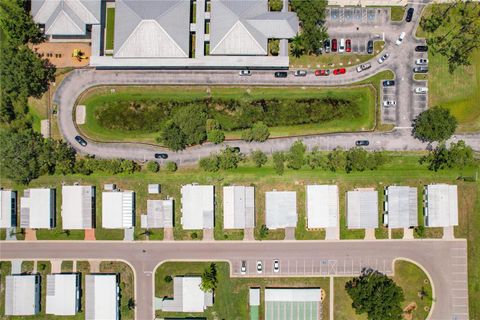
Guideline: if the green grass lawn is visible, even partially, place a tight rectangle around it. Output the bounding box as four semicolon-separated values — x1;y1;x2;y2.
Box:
78;85;376;144
105;8;115;51
155;262;330;320
393;260;433;319
0;261;11;316
390;6;406;21
334;260;432;320
416;4;480;132
100;261;134;320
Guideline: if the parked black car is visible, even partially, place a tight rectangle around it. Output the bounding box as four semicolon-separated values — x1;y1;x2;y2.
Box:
154;153;168;159
405;8;414;22
382;80;395;87
75;135;87;147
232;147;241;153
367;40;374;54
324;39;331;53
355;140;370;146
415;45;428;52
274;71;288;78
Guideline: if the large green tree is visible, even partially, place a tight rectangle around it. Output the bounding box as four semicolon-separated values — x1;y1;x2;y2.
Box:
420;140;474;171
286;140;306;170
420;1;480;73
158;121;188;151
346;269;405;320
0;0;44;46
173;106;207;146
412;107;457;142
290;0;328;54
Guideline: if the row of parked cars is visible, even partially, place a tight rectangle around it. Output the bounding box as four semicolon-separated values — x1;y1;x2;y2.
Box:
324;38;375;54
239;69;348;77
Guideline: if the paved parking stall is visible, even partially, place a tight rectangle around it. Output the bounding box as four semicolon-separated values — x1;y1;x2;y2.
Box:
326;7;389;25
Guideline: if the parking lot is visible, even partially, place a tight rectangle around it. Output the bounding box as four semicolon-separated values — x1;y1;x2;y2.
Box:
326;7;390;25
232;256;394;277
381;80;398;124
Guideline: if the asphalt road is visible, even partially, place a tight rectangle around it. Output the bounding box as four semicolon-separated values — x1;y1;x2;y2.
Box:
52;1;480;163
0;239;468;320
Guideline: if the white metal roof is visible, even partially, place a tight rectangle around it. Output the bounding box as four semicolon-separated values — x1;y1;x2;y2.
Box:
210;0;299;55
141;199;173;228
181;185;214;230
5;275;39;316
114;0;190;58
20;188;54;229
62;185;94;229
161;276;213;312
85;274;118;320
102;191;134;229
0;190;16;228
31;0;101;36
46;274;79;316
306;185;339;228
265;191;297;229
425;184;458;227
223;186;255;229
385;186;418;228
249;288;260;306
265;288;321;302
347;189;378;229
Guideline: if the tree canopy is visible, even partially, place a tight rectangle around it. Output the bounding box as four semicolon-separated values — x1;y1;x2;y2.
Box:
420;140;474;171
346;268;405;320
420;1;480;73
200;263;218;292
412;107;457;142
0;0;44;46
290;0;328;54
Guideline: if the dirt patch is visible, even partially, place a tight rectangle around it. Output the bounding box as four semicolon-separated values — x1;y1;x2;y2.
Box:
403;302;417;320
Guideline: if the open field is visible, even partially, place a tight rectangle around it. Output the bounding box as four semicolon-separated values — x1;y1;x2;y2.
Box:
416;4;480;132
79;85;376;144
334;260;433;320
155;261;330;320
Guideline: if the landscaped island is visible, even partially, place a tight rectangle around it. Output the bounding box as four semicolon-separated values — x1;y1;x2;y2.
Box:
79;85;376;147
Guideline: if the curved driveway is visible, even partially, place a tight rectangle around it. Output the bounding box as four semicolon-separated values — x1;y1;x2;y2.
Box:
53;2;480;163
0;239;469;320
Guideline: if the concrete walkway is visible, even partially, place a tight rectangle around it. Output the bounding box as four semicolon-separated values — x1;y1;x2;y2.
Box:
51;260;62;273
163;228;174;241
203;229;214;241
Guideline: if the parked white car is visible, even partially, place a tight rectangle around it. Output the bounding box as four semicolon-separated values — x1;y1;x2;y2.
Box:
273;260;280;273
378;53;389;64
239;70;251;76
256;260;263;274
356;63;371;73
396;32;406;45
339;38;345;53
415;87;428;94
415;58;429;65
294;70;307;77
383;100;397;107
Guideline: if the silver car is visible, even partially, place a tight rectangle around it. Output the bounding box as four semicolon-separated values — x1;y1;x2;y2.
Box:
415;87;428;94
377;53;389;64
356;63;371;73
239;70;251;76
383;100;397;107
294;70;307;77
241;260;247;274
415;58;428;65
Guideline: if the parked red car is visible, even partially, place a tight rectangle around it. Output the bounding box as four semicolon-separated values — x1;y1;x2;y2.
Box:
315;69;330;76
333;68;346;75
331;39;337;52
346;39;351;52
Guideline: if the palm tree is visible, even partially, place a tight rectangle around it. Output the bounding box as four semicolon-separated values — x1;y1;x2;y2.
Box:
290;35;304;58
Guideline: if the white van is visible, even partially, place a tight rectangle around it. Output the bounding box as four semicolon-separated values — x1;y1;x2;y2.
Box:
339;38;345;53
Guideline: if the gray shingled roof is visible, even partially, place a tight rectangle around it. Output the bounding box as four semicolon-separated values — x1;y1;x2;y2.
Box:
114;0;190;58
31;0;101;36
210;0;299;55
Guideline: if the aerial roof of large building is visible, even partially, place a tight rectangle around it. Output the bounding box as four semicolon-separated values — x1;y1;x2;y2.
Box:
347;189;378;229
265;191;297;229
223;186;255;229
31;0;101;36
0;190;16;228
306;185;339;228
102;191;134;229
385;186;418;228
210;0;298;55
5;275;40;316
140;199;173;229
425;184;458;227
20;188;55;229
181;185;214;230
265;288;321;320
113;0;190;58
46;274;80;316
161;276;213;313
85;274;118;320
62;185;95;229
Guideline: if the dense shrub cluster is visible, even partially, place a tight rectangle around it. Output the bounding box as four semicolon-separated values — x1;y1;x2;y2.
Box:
94;96;360;133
